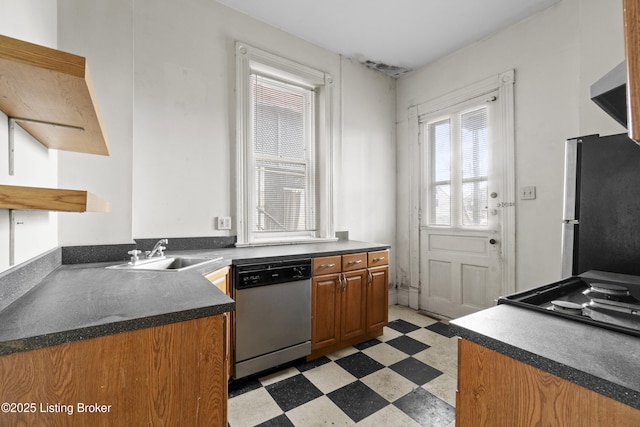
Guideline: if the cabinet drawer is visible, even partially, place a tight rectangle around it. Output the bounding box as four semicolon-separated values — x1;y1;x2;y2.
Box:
342;252;367;271
368;250;389;267
313;256;342;275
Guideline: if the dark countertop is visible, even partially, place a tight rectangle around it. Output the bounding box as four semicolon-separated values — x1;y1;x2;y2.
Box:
450;304;640;410
0;240;389;356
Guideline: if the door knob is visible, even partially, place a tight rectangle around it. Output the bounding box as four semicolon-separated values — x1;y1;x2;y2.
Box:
489;239;497;245
490;192;498;198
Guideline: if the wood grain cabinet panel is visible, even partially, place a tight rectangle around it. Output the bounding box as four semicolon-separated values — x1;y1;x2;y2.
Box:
0;316;227;427
367;265;389;332
340;269;368;341
312;256;342;276
457;339;640;427
311;273;342;350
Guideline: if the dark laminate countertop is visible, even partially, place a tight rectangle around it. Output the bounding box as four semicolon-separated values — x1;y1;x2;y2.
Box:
451;304;640;410
0;240;389;356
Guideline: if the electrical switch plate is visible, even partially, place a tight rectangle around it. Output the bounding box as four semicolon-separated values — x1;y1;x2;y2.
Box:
217;216;232;230
520;186;536;200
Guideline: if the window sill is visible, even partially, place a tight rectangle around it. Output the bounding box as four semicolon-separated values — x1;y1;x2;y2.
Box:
235;237;338;248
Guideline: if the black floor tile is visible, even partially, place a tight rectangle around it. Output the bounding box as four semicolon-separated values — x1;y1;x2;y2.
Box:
386;335;430;355
394;387;455;427
425;322;457;338
387;318;421;334
327;380;388;423
353;338;381;350
295;355;331;372
265;374;323;412
389;357;442;385
334;352;384;379
256;414;295;427
228;376;262;398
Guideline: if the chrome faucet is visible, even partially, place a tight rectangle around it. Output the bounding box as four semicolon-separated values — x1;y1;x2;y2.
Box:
146;238;168;258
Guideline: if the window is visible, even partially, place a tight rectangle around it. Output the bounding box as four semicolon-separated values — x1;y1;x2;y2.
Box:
424;94;493;229
235;42;334;245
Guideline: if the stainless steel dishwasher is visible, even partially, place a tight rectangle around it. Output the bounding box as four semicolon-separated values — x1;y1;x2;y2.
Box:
233;258;312;379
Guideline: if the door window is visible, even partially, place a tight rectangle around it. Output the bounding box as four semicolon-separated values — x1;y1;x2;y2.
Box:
426;101;489;229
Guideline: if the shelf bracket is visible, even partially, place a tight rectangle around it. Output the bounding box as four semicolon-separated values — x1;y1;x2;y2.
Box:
9;209;15;266
7;116;84;176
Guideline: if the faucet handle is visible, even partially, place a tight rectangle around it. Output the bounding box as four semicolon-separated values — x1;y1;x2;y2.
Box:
128;249;142;263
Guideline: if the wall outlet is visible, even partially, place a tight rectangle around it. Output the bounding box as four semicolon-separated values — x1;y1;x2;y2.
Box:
520;186;536;200
217;216;232;230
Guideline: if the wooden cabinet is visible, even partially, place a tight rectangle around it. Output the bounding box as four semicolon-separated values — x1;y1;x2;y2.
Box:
205;266;232;379
456;339;640;426
310;250;389;359
624;0;640;140
0;316;228;427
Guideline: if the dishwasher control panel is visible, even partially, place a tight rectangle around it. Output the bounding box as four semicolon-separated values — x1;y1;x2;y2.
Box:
235;259;312;289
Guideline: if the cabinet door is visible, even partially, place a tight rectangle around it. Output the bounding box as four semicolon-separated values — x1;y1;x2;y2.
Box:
341;269;367;341
311;274;341;350
367;266;389;332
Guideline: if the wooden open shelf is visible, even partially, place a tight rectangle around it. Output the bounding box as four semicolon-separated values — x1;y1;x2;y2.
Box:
0;34;110;155
0;185;110;213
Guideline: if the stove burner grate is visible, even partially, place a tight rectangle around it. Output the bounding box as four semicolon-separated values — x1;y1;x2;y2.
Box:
550;300;584;316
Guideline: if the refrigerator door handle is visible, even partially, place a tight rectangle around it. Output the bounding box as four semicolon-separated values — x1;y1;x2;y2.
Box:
561;222;577;278
563;138;579;221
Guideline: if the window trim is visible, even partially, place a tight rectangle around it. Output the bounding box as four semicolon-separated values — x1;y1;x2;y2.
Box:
235;41;335;246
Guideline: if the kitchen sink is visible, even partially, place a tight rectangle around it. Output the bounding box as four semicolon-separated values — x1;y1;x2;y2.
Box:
107;256;223;272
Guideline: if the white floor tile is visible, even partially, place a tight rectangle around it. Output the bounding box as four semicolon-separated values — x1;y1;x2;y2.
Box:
362;342;409;366
360;367;418;402
286;395;353;426
356;404;422;427
228;387;283;427
303;361;357;394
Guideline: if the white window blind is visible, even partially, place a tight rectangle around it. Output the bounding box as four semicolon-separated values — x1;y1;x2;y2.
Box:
250;74;316;234
460;108;488;226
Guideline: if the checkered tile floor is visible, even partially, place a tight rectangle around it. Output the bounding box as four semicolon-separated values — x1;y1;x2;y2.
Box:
228;305;458;427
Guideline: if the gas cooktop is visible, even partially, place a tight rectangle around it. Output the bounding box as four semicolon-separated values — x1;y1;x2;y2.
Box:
498;270;640;337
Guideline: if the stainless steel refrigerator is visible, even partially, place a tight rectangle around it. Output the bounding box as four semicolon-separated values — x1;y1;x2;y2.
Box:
561;133;640;277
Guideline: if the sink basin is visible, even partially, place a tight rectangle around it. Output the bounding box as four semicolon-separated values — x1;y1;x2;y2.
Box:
107;256;223;272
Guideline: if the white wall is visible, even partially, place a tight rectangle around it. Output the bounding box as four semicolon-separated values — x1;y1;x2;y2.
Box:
0;0;58;270
395;0;626;294
55;0;397;276
57;0;134;245
337;57;396;243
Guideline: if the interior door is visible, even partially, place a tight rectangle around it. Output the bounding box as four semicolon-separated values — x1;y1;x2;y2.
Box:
418;93;505;319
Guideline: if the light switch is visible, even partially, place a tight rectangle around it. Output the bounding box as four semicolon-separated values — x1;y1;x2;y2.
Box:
520;186;536;200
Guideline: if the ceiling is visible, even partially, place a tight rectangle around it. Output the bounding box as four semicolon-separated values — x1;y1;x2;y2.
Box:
216;0;561;77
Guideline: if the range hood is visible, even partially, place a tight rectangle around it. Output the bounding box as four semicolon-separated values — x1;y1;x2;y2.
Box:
590;61;628;128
